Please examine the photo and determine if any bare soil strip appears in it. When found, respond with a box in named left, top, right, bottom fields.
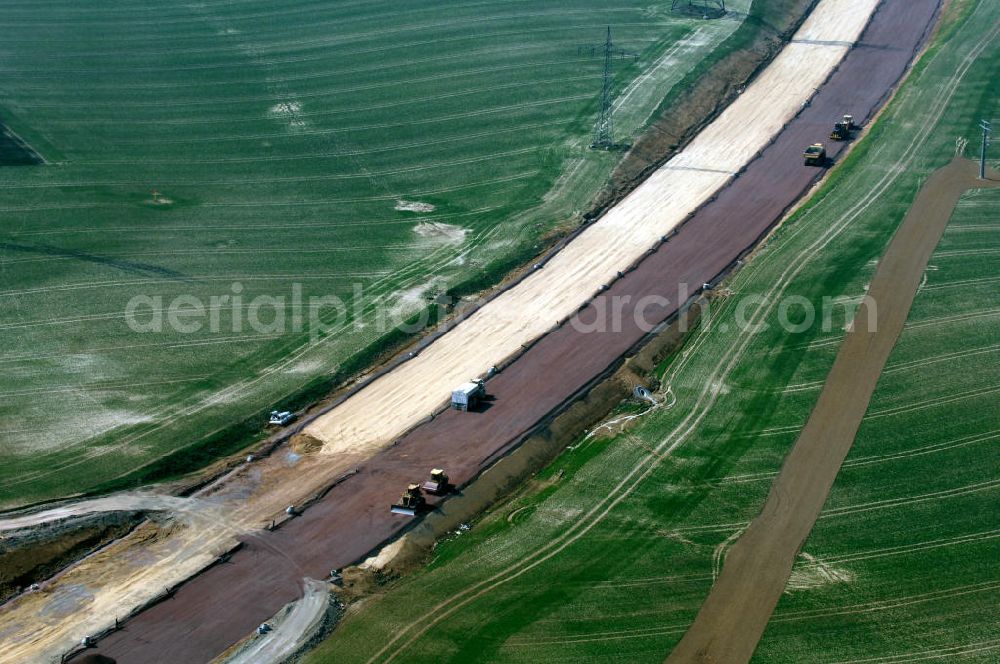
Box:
left=666, top=158, right=1000, bottom=664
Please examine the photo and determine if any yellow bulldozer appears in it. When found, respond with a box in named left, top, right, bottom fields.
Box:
left=829, top=114, right=857, bottom=141
left=390, top=483, right=426, bottom=516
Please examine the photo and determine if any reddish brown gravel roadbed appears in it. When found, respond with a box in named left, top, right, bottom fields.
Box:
left=666, top=158, right=1000, bottom=664
left=77, top=1, right=940, bottom=661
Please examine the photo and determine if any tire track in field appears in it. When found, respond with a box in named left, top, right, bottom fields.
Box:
left=5, top=205, right=496, bottom=237
left=770, top=580, right=1000, bottom=624
left=107, top=95, right=590, bottom=145
left=199, top=170, right=539, bottom=207
left=783, top=342, right=1000, bottom=393
left=23, top=58, right=596, bottom=110
left=0, top=375, right=213, bottom=399
left=79, top=122, right=563, bottom=166
left=588, top=571, right=714, bottom=590
left=505, top=581, right=1000, bottom=648
left=1, top=245, right=419, bottom=269
left=0, top=0, right=542, bottom=42
left=818, top=477, right=1000, bottom=519
left=0, top=334, right=284, bottom=367
left=841, top=429, right=1000, bottom=468
left=921, top=274, right=1000, bottom=290
left=827, top=638, right=1000, bottom=663
left=0, top=0, right=404, bottom=19
left=0, top=146, right=540, bottom=190
left=0, top=20, right=659, bottom=75
left=0, top=271, right=393, bottom=298
left=930, top=247, right=1000, bottom=258
left=718, top=429, right=1000, bottom=485
left=6, top=21, right=562, bottom=70
left=802, top=307, right=1000, bottom=350
left=862, top=383, right=1000, bottom=420
left=821, top=527, right=1000, bottom=565
left=679, top=472, right=1000, bottom=536
left=0, top=6, right=642, bottom=43
left=0, top=0, right=372, bottom=28
left=902, top=307, right=1000, bottom=329
left=0, top=171, right=536, bottom=213
left=53, top=75, right=596, bottom=128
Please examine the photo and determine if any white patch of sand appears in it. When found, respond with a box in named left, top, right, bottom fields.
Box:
left=7, top=407, right=155, bottom=455
left=395, top=200, right=436, bottom=213
left=786, top=552, right=854, bottom=592
left=387, top=278, right=442, bottom=319
left=269, top=102, right=302, bottom=116
left=285, top=359, right=325, bottom=375
left=412, top=222, right=468, bottom=245
left=269, top=101, right=308, bottom=131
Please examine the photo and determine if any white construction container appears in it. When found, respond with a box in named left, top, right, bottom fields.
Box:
left=451, top=380, right=485, bottom=411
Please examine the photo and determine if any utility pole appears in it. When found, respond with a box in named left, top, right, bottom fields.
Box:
left=591, top=27, right=615, bottom=150
left=979, top=120, right=991, bottom=179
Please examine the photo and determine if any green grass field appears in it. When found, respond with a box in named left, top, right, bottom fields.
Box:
left=0, top=0, right=753, bottom=507
left=302, top=1, right=1000, bottom=661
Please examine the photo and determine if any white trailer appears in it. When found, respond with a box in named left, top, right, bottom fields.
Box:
left=451, top=380, right=485, bottom=411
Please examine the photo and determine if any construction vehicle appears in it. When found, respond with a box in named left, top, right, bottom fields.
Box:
left=390, top=484, right=426, bottom=516
left=268, top=410, right=296, bottom=426
left=451, top=379, right=485, bottom=411
left=829, top=114, right=857, bottom=141
left=422, top=468, right=450, bottom=495
left=803, top=143, right=827, bottom=166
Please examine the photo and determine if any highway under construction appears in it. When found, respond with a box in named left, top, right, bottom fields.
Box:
left=37, top=0, right=940, bottom=663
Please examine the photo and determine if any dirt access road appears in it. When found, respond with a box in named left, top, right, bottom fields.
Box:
left=58, top=1, right=941, bottom=662
left=666, top=158, right=1000, bottom=664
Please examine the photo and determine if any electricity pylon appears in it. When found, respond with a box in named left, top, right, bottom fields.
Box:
left=591, top=27, right=615, bottom=150
left=979, top=120, right=991, bottom=180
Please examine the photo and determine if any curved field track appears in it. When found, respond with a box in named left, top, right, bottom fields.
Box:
left=43, top=0, right=943, bottom=662
left=666, top=157, right=1000, bottom=664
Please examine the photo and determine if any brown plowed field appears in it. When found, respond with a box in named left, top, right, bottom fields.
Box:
left=75, top=0, right=941, bottom=661
left=666, top=158, right=1000, bottom=664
